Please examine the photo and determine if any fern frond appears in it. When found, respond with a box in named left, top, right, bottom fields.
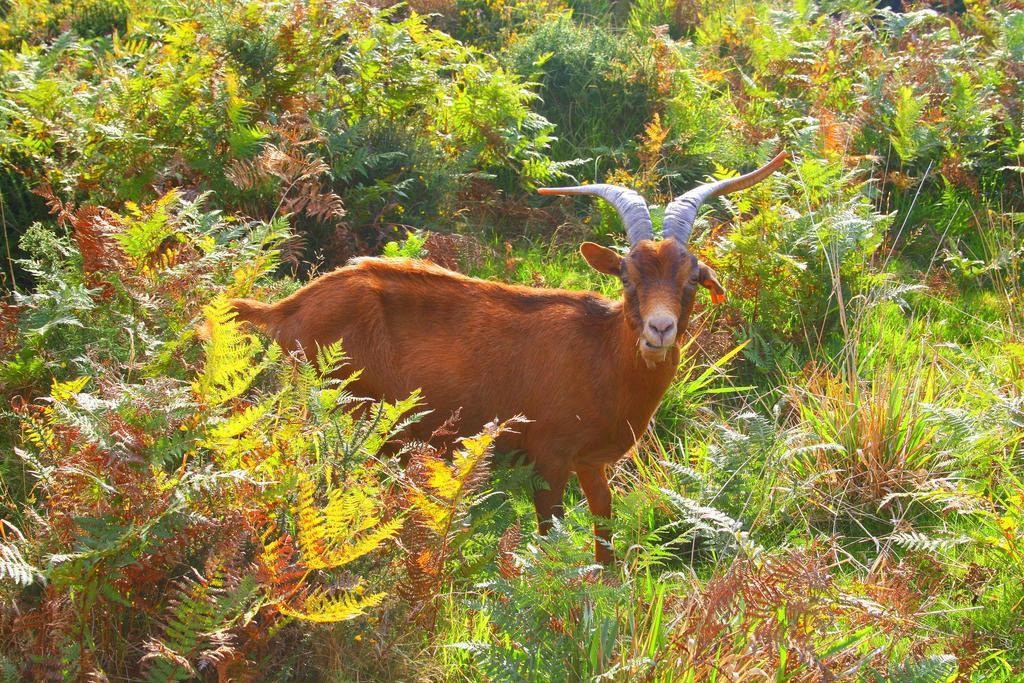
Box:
left=0, top=542, right=36, bottom=586
left=224, top=158, right=269, bottom=191
left=142, top=569, right=258, bottom=683
left=49, top=375, right=91, bottom=402
left=890, top=532, right=972, bottom=554
left=497, top=523, right=522, bottom=580
left=280, top=585, right=386, bottom=623
left=315, top=340, right=348, bottom=377
left=113, top=190, right=180, bottom=267
left=399, top=420, right=517, bottom=624
left=257, top=530, right=305, bottom=601
left=295, top=474, right=403, bottom=571
left=320, top=518, right=403, bottom=569
left=194, top=297, right=274, bottom=406
left=205, top=402, right=269, bottom=444
left=659, top=488, right=742, bottom=535
left=885, top=654, right=958, bottom=683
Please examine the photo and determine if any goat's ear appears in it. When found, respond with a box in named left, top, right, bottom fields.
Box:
left=580, top=242, right=622, bottom=276
left=699, top=263, right=726, bottom=304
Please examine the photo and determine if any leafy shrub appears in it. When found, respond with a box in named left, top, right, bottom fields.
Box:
left=0, top=1, right=564, bottom=279
left=446, top=0, right=564, bottom=50
left=71, top=0, right=128, bottom=38
left=0, top=191, right=538, bottom=678
left=707, top=155, right=889, bottom=372
left=0, top=195, right=393, bottom=675
left=505, top=15, right=660, bottom=160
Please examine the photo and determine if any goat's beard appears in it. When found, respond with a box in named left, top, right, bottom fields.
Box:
left=638, top=342, right=671, bottom=368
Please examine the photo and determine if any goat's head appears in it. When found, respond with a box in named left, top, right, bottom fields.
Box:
left=539, top=152, right=787, bottom=364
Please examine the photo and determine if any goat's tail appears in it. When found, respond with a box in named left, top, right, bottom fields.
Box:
left=228, top=298, right=275, bottom=330
left=197, top=298, right=276, bottom=341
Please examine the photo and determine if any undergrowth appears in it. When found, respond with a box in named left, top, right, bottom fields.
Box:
left=2, top=0, right=1024, bottom=680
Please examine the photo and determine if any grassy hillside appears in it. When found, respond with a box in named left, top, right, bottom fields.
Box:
left=1, top=0, right=1023, bottom=680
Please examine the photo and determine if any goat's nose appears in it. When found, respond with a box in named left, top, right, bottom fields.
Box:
left=646, top=315, right=677, bottom=342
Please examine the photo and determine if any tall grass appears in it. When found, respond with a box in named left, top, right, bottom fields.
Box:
left=787, top=362, right=950, bottom=514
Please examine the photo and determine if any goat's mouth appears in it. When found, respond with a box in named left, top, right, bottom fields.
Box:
left=639, top=339, right=673, bottom=367
left=642, top=339, right=669, bottom=352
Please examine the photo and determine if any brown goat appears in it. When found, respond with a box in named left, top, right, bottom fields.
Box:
left=230, top=152, right=787, bottom=564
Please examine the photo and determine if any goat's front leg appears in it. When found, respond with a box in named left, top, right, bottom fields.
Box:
left=532, top=461, right=570, bottom=535
left=576, top=464, right=613, bottom=564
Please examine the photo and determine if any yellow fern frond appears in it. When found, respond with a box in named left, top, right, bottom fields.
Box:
left=408, top=489, right=450, bottom=534
left=295, top=474, right=403, bottom=571
left=312, top=518, right=404, bottom=569
left=194, top=297, right=274, bottom=406
left=206, top=403, right=268, bottom=442
left=50, top=376, right=90, bottom=403
left=424, top=458, right=460, bottom=499
left=451, top=430, right=496, bottom=482
left=408, top=428, right=500, bottom=535
left=324, top=484, right=380, bottom=538
left=296, top=475, right=329, bottom=567
left=21, top=412, right=56, bottom=451
left=280, top=586, right=386, bottom=623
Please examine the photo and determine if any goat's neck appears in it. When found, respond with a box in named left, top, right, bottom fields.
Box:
left=610, top=311, right=680, bottom=430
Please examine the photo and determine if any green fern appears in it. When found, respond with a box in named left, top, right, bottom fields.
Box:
left=142, top=568, right=259, bottom=682
left=890, top=85, right=934, bottom=165
left=113, top=191, right=180, bottom=268
left=883, top=654, right=958, bottom=683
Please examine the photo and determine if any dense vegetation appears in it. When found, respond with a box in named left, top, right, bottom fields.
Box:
left=1, top=0, right=1023, bottom=679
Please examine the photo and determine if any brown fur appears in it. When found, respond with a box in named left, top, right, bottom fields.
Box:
left=230, top=240, right=723, bottom=563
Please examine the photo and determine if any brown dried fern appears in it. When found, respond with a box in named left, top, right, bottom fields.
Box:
left=225, top=114, right=345, bottom=226
left=653, top=545, right=926, bottom=682
left=496, top=522, right=522, bottom=580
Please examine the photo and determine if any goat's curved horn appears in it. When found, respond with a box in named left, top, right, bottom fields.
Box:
left=538, top=184, right=654, bottom=246
left=663, top=152, right=789, bottom=246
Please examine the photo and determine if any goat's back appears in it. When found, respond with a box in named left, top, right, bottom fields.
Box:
left=233, top=259, right=631, bottom=454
